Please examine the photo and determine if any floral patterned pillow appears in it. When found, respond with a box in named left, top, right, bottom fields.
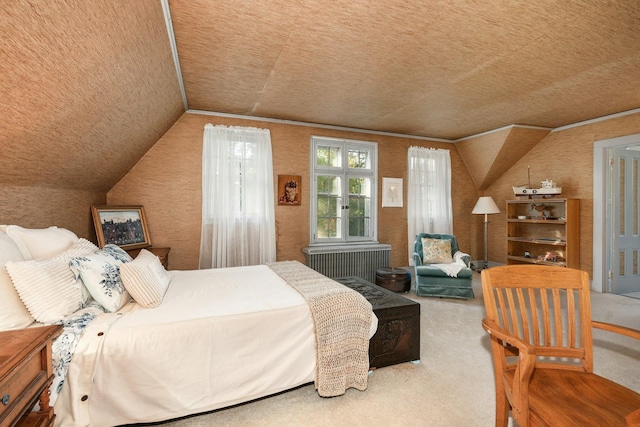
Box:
left=69, top=244, right=133, bottom=312
left=421, top=238, right=454, bottom=264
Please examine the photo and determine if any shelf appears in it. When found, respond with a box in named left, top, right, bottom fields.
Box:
left=507, top=255, right=567, bottom=267
left=507, top=197, right=568, bottom=203
left=507, top=218, right=566, bottom=224
left=507, top=237, right=566, bottom=245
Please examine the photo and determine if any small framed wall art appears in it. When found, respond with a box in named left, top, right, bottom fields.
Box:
left=278, top=175, right=301, bottom=205
left=91, top=205, right=151, bottom=249
left=382, top=177, right=403, bottom=207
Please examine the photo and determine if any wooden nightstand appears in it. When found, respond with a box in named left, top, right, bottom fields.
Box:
left=125, top=247, right=170, bottom=269
left=0, top=325, right=62, bottom=427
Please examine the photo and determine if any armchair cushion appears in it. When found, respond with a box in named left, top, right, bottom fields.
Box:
left=421, top=237, right=454, bottom=264
left=415, top=264, right=473, bottom=278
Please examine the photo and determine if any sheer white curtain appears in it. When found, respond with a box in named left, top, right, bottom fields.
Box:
left=407, top=146, right=453, bottom=263
left=199, top=124, right=276, bottom=268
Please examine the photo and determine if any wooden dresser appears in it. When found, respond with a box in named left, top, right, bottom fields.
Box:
left=0, top=325, right=62, bottom=427
left=125, top=246, right=171, bottom=269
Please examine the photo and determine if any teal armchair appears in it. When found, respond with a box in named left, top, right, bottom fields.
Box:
left=412, top=233, right=474, bottom=299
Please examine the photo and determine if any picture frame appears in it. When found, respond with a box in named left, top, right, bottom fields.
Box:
left=91, top=205, right=151, bottom=249
left=278, top=175, right=301, bottom=205
left=382, top=177, right=403, bottom=207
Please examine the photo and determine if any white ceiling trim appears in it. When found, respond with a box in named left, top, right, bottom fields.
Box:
left=551, top=108, right=640, bottom=133
left=187, top=109, right=454, bottom=143
left=454, top=124, right=552, bottom=142
left=187, top=108, right=640, bottom=143
left=161, top=0, right=188, bottom=111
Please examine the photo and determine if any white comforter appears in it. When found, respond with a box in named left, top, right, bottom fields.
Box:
left=54, top=265, right=328, bottom=426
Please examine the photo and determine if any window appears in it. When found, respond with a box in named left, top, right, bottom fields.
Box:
left=407, top=146, right=452, bottom=262
left=310, top=136, right=377, bottom=244
left=200, top=124, right=276, bottom=268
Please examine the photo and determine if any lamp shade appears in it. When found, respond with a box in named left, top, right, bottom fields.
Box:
left=472, top=196, right=500, bottom=215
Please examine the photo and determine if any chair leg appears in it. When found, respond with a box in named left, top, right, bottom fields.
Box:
left=495, top=390, right=509, bottom=427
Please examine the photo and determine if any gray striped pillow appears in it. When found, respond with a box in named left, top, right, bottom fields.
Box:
left=120, top=249, right=170, bottom=308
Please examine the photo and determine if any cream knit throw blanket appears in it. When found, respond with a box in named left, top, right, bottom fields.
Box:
left=267, top=261, right=373, bottom=397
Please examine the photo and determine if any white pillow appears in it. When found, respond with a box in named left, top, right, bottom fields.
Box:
left=120, top=249, right=171, bottom=308
left=0, top=231, right=34, bottom=330
left=5, top=238, right=99, bottom=324
left=5, top=225, right=79, bottom=260
left=69, top=245, right=133, bottom=313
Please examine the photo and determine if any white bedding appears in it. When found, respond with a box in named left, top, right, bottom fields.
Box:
left=54, top=265, right=323, bottom=426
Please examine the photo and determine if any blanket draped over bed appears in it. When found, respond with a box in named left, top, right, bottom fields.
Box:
left=267, top=261, right=373, bottom=396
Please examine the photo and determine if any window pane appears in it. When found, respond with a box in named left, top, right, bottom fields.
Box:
left=317, top=145, right=341, bottom=167
left=316, top=175, right=342, bottom=239
left=348, top=177, right=371, bottom=237
left=348, top=149, right=370, bottom=169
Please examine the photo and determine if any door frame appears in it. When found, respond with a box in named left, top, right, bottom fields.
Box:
left=593, top=133, right=640, bottom=292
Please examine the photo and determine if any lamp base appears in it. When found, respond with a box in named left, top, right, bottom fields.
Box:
left=472, top=260, right=502, bottom=271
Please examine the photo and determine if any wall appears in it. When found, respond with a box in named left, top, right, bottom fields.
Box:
left=0, top=186, right=105, bottom=239
left=108, top=112, right=478, bottom=270
left=482, top=111, right=640, bottom=278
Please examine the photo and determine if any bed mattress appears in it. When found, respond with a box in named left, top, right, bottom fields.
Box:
left=54, top=265, right=317, bottom=426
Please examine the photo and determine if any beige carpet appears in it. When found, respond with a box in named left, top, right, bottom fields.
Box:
left=157, top=272, right=640, bottom=427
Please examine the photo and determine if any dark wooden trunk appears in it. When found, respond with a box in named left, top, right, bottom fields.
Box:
left=336, top=276, right=420, bottom=369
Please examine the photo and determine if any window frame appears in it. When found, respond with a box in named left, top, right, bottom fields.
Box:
left=309, top=136, right=378, bottom=245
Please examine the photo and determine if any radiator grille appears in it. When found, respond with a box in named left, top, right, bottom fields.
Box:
left=302, top=244, right=391, bottom=283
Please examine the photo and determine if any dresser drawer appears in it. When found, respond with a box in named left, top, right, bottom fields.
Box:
left=0, top=326, right=61, bottom=427
left=0, top=350, right=47, bottom=424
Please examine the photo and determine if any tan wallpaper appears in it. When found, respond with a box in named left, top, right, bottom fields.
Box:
left=108, top=113, right=478, bottom=270
left=481, top=112, right=640, bottom=276
left=2, top=111, right=638, bottom=280
left=0, top=186, right=105, bottom=240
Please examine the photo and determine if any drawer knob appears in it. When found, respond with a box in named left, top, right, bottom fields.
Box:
left=1, top=393, right=9, bottom=405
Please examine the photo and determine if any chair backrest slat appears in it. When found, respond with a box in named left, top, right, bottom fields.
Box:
left=540, top=288, right=551, bottom=346
left=552, top=288, right=563, bottom=346
left=515, top=288, right=530, bottom=342
left=528, top=288, right=540, bottom=345
left=567, top=288, right=576, bottom=348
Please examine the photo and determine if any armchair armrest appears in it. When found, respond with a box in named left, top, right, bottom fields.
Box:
left=593, top=321, right=640, bottom=340
left=453, top=251, right=471, bottom=267
left=482, top=318, right=536, bottom=354
left=412, top=252, right=423, bottom=266
left=483, top=317, right=537, bottom=425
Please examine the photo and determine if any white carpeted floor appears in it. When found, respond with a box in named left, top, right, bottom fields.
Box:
left=156, top=272, right=640, bottom=427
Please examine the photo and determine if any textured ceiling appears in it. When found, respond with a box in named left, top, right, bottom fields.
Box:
left=2, top=1, right=184, bottom=191
left=3, top=1, right=639, bottom=194
left=168, top=0, right=640, bottom=140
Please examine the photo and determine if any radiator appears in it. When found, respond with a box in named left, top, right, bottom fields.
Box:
left=302, top=244, right=391, bottom=283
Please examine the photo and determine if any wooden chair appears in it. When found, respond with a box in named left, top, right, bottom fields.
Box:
left=481, top=265, right=640, bottom=427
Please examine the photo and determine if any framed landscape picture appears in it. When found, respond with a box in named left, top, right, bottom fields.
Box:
left=91, top=205, right=151, bottom=249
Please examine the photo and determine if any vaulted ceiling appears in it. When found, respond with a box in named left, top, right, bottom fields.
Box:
left=169, top=0, right=640, bottom=139
left=2, top=1, right=639, bottom=192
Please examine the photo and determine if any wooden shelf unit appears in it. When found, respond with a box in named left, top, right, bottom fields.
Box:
left=506, top=198, right=579, bottom=268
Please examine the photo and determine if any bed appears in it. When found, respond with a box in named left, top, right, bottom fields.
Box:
left=0, top=226, right=378, bottom=427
